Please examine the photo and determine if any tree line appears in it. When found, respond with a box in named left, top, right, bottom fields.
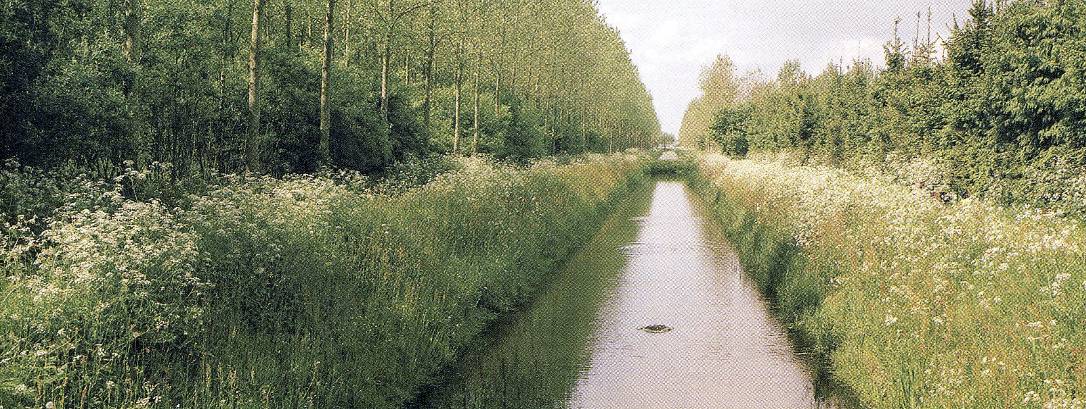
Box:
left=1, top=0, right=662, bottom=177
left=681, top=0, right=1086, bottom=212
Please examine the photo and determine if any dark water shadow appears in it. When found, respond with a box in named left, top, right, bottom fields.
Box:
left=410, top=183, right=656, bottom=408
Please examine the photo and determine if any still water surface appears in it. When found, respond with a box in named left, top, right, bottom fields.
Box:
left=421, top=181, right=825, bottom=408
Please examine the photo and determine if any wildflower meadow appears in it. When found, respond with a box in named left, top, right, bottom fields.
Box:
left=0, top=153, right=648, bottom=408
left=691, top=154, right=1086, bottom=408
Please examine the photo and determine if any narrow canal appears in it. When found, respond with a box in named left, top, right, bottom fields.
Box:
left=420, top=180, right=829, bottom=408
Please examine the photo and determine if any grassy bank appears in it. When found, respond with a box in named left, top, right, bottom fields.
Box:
left=0, top=153, right=648, bottom=408
left=689, top=154, right=1085, bottom=408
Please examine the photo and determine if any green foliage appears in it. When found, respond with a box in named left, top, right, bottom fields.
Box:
left=28, top=46, right=141, bottom=167
left=499, top=99, right=546, bottom=162
left=0, top=0, right=661, bottom=175
left=262, top=49, right=324, bottom=173
left=646, top=160, right=696, bottom=178
left=0, top=1, right=662, bottom=406
left=331, top=99, right=393, bottom=174
left=693, top=155, right=1086, bottom=408
left=387, top=93, right=435, bottom=163
left=689, top=0, right=1086, bottom=216
left=711, top=106, right=751, bottom=157
left=0, top=154, right=648, bottom=407
left=678, top=55, right=741, bottom=149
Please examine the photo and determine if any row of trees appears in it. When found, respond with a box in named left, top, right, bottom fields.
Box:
left=1, top=0, right=661, bottom=176
left=681, top=0, right=1086, bottom=210
left=676, top=56, right=757, bottom=150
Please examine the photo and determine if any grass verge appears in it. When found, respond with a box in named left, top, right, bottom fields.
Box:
left=0, top=153, right=648, bottom=408
left=688, top=154, right=1085, bottom=408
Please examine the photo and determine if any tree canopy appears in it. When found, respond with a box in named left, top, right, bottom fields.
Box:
left=0, top=0, right=661, bottom=176
left=683, top=0, right=1086, bottom=213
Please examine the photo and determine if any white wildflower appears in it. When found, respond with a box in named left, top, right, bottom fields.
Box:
left=1024, top=390, right=1041, bottom=404
left=884, top=314, right=898, bottom=326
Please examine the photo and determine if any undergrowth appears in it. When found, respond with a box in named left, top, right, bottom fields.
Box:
left=0, top=153, right=648, bottom=408
left=690, top=154, right=1085, bottom=408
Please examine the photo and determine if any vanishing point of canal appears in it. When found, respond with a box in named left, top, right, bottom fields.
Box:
left=419, top=180, right=833, bottom=408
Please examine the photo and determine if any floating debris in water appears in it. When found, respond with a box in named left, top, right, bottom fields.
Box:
left=638, top=325, right=672, bottom=333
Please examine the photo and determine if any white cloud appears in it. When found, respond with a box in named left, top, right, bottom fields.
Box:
left=596, top=0, right=973, bottom=134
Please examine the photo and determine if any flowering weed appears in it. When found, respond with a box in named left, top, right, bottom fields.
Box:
left=692, top=154, right=1086, bottom=408
left=0, top=153, right=649, bottom=407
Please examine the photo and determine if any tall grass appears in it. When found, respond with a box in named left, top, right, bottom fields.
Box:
left=690, top=154, right=1086, bottom=408
left=0, top=153, right=647, bottom=408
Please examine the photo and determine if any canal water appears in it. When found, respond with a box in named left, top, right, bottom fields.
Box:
left=420, top=181, right=828, bottom=408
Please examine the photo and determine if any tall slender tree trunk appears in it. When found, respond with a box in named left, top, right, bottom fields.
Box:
left=122, top=0, right=141, bottom=64
left=453, top=56, right=462, bottom=154
left=422, top=2, right=437, bottom=131
left=473, top=54, right=480, bottom=154
left=260, top=1, right=271, bottom=47
left=379, top=0, right=393, bottom=121
left=380, top=44, right=391, bottom=120
left=285, top=5, right=293, bottom=46
left=510, top=49, right=517, bottom=97
left=493, top=27, right=507, bottom=116
left=305, top=7, right=312, bottom=46
left=247, top=0, right=266, bottom=172
left=508, top=12, right=520, bottom=99
left=320, top=0, right=335, bottom=166
left=218, top=1, right=235, bottom=171
left=343, top=0, right=352, bottom=66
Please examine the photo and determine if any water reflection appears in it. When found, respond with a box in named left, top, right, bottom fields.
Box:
left=569, top=182, right=817, bottom=408
left=419, top=181, right=829, bottom=408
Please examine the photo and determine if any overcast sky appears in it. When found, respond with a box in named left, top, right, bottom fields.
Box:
left=595, top=0, right=974, bottom=135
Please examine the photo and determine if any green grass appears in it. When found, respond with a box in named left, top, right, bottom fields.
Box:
left=0, top=154, right=649, bottom=408
left=689, top=154, right=1086, bottom=408
left=646, top=152, right=698, bottom=178
left=417, top=182, right=657, bottom=408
